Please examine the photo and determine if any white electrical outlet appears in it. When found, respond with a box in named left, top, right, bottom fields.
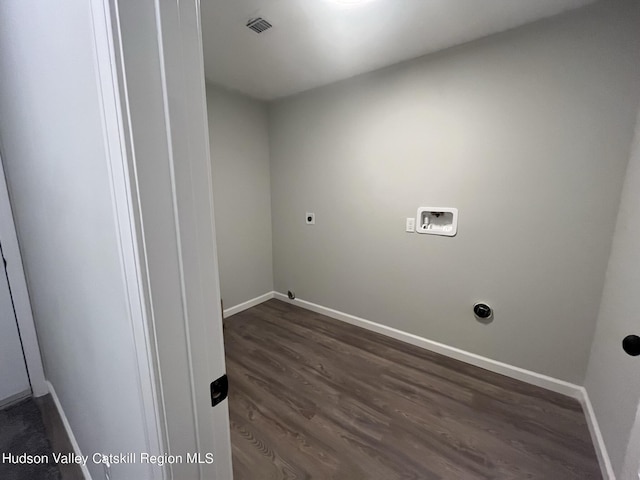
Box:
left=405, top=217, right=415, bottom=233
left=305, top=212, right=315, bottom=225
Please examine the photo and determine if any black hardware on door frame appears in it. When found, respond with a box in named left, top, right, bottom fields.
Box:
left=622, top=335, right=640, bottom=357
left=210, top=374, right=228, bottom=407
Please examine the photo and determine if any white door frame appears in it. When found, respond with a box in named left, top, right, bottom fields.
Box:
left=88, top=1, right=167, bottom=479
left=0, top=155, right=47, bottom=398
left=89, top=0, right=233, bottom=478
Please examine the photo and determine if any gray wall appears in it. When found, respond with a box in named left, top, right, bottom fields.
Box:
left=0, top=1, right=150, bottom=479
left=268, top=0, right=640, bottom=384
left=207, top=85, right=274, bottom=309
left=585, top=107, right=640, bottom=477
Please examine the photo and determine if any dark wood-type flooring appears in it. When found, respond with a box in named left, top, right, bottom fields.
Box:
left=224, top=299, right=600, bottom=479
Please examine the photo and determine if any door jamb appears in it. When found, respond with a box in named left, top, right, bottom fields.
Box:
left=0, top=154, right=47, bottom=398
left=88, top=0, right=234, bottom=477
left=89, top=0, right=167, bottom=478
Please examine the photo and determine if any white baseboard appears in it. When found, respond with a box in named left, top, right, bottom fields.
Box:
left=223, top=291, right=274, bottom=318
left=579, top=387, right=615, bottom=479
left=269, top=292, right=613, bottom=477
left=274, top=292, right=583, bottom=399
left=0, top=389, right=31, bottom=409
left=46, top=381, right=92, bottom=479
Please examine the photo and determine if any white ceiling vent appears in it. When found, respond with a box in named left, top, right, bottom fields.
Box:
left=246, top=18, right=272, bottom=34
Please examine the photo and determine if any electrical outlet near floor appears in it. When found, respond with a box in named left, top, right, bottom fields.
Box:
left=305, top=212, right=315, bottom=225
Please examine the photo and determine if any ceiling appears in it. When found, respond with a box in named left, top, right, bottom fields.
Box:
left=201, top=0, right=596, bottom=101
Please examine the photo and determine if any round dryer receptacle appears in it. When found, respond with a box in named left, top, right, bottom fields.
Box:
left=473, top=303, right=493, bottom=321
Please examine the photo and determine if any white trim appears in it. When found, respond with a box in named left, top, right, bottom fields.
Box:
left=0, top=389, right=30, bottom=409
left=150, top=1, right=235, bottom=477
left=0, top=155, right=47, bottom=397
left=273, top=292, right=583, bottom=399
left=579, top=387, right=616, bottom=480
left=249, top=293, right=616, bottom=476
left=273, top=293, right=623, bottom=474
left=152, top=2, right=204, bottom=477
left=189, top=0, right=236, bottom=473
left=273, top=293, right=621, bottom=474
left=88, top=1, right=165, bottom=478
left=224, top=292, right=275, bottom=318
left=104, top=0, right=234, bottom=477
left=46, top=381, right=92, bottom=480
left=105, top=0, right=174, bottom=473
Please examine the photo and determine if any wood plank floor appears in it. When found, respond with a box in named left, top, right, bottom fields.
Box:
left=224, top=299, right=600, bottom=479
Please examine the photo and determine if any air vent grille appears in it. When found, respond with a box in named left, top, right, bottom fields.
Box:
left=246, top=17, right=272, bottom=34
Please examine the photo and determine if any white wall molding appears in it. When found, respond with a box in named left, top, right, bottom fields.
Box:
left=273, top=292, right=583, bottom=398
left=238, top=293, right=615, bottom=477
left=0, top=389, right=30, bottom=409
left=89, top=1, right=165, bottom=477
left=224, top=292, right=274, bottom=318
left=579, top=387, right=615, bottom=480
left=46, top=381, right=92, bottom=480
left=272, top=293, right=620, bottom=475
left=107, top=0, right=235, bottom=477
left=273, top=292, right=619, bottom=475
